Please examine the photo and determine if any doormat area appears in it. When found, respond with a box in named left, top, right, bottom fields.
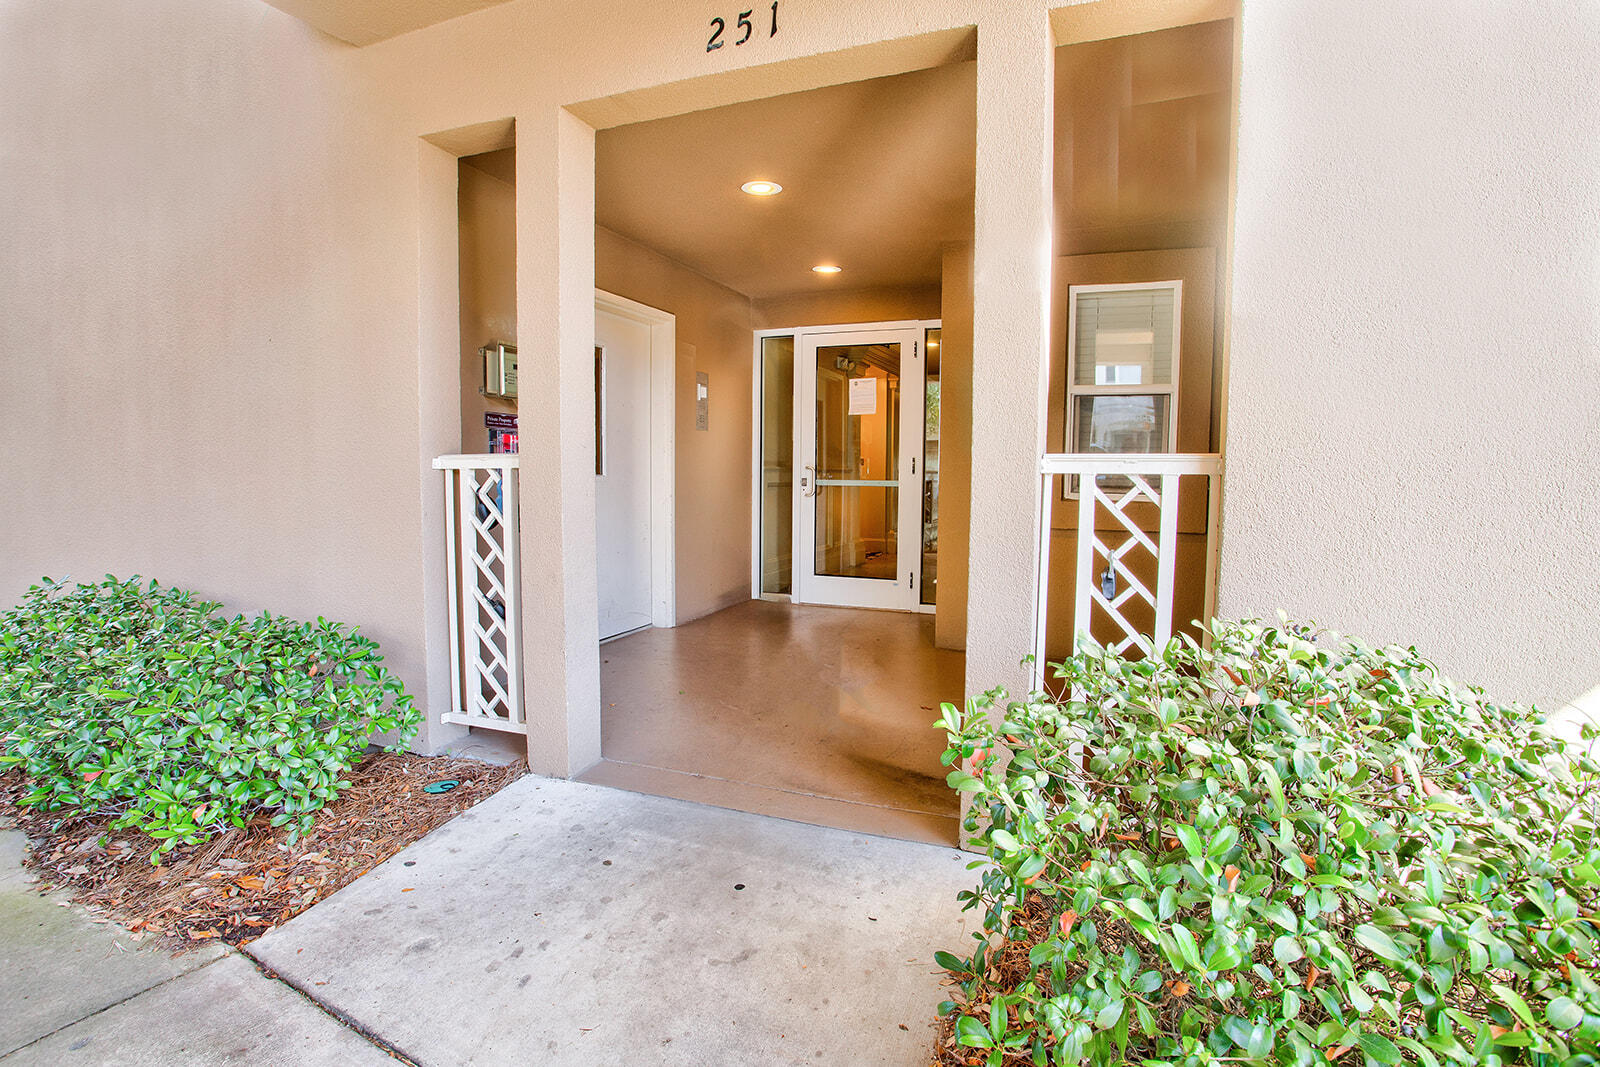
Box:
left=0, top=752, right=525, bottom=951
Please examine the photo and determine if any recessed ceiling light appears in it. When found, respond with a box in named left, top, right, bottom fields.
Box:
left=741, top=180, right=782, bottom=196
left=811, top=264, right=842, bottom=274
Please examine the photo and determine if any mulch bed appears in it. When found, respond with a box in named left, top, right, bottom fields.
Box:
left=930, top=891, right=1165, bottom=1067
left=0, top=752, right=525, bottom=951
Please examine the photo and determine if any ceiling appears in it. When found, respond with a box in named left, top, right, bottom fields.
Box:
left=596, top=62, right=977, bottom=302
left=258, top=0, right=516, bottom=46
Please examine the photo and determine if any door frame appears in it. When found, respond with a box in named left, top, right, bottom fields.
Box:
left=750, top=319, right=940, bottom=613
left=595, top=289, right=676, bottom=630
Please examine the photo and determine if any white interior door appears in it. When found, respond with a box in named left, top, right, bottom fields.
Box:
left=595, top=306, right=653, bottom=639
left=795, top=328, right=925, bottom=610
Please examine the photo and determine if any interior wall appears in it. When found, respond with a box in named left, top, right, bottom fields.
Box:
left=458, top=158, right=517, bottom=451
left=594, top=225, right=755, bottom=623
left=935, top=243, right=973, bottom=651
left=752, top=285, right=942, bottom=330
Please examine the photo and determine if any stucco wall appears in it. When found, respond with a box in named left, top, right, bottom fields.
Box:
left=1221, top=0, right=1600, bottom=713
left=0, top=0, right=464, bottom=749
left=595, top=226, right=755, bottom=623
left=458, top=160, right=518, bottom=451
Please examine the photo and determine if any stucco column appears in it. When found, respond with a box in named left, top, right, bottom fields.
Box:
left=964, top=8, right=1055, bottom=704
left=515, top=108, right=604, bottom=778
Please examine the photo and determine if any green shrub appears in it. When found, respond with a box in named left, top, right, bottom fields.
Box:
left=0, top=576, right=420, bottom=856
left=935, top=619, right=1600, bottom=1067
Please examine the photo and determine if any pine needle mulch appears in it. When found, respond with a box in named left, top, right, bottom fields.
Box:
left=0, top=752, right=525, bottom=951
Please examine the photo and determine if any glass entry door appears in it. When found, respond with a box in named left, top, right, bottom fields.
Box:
left=796, top=328, right=925, bottom=609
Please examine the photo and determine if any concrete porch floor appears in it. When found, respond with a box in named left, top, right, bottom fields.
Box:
left=581, top=599, right=966, bottom=846
left=247, top=776, right=975, bottom=1065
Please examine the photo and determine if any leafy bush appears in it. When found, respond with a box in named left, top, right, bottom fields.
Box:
left=0, top=576, right=420, bottom=856
left=935, top=619, right=1600, bottom=1067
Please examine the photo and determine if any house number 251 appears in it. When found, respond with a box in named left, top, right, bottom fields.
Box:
left=707, top=2, right=778, bottom=52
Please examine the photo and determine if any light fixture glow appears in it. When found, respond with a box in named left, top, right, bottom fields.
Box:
left=741, top=180, right=783, bottom=196
left=811, top=264, right=842, bottom=274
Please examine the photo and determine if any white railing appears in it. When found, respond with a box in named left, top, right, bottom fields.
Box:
left=1033, top=453, right=1222, bottom=686
left=434, top=455, right=523, bottom=733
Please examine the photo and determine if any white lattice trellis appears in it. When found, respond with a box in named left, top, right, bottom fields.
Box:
left=434, top=455, right=523, bottom=732
left=1033, top=453, right=1222, bottom=688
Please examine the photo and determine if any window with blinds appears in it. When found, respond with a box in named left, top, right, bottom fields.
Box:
left=1065, top=281, right=1182, bottom=494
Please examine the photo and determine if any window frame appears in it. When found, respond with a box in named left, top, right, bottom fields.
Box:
left=1064, top=280, right=1183, bottom=497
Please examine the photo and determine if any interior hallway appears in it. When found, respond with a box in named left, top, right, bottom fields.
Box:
left=578, top=600, right=964, bottom=845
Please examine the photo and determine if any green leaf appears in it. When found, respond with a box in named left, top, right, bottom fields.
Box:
left=955, top=1016, right=993, bottom=1048
left=1491, top=983, right=1536, bottom=1030
left=946, top=770, right=983, bottom=793
left=1353, top=924, right=1404, bottom=963
left=1171, top=924, right=1202, bottom=971
left=1546, top=995, right=1583, bottom=1031
left=1273, top=935, right=1303, bottom=964
left=989, top=828, right=1021, bottom=854
left=1356, top=1033, right=1401, bottom=1064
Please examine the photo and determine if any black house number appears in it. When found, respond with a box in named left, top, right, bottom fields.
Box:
left=707, top=2, right=778, bottom=52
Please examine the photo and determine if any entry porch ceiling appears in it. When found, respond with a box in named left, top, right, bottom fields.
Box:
left=257, top=0, right=518, bottom=46
left=596, top=62, right=977, bottom=302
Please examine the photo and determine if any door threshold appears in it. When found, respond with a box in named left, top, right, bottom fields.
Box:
left=600, top=623, right=652, bottom=645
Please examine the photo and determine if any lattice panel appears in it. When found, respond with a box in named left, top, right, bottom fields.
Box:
left=436, top=457, right=523, bottom=733
left=464, top=468, right=515, bottom=721
left=1034, top=454, right=1222, bottom=692
left=1082, top=474, right=1165, bottom=657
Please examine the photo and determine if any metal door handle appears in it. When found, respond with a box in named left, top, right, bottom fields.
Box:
left=802, top=465, right=817, bottom=497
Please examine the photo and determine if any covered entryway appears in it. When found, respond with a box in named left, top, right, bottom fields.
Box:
left=581, top=600, right=962, bottom=845
left=577, top=57, right=978, bottom=844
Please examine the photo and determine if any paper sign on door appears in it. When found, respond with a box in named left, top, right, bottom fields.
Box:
left=848, top=377, right=877, bottom=416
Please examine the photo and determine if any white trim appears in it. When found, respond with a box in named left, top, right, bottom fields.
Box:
left=434, top=453, right=521, bottom=470
left=1064, top=280, right=1183, bottom=498
left=595, top=289, right=676, bottom=630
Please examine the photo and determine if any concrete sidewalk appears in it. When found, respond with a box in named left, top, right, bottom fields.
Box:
left=0, top=829, right=393, bottom=1065
left=248, top=777, right=974, bottom=1065
left=3, top=777, right=975, bottom=1065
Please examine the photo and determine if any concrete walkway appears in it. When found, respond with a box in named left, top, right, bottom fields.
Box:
left=4, top=777, right=975, bottom=1065
left=0, top=829, right=393, bottom=1065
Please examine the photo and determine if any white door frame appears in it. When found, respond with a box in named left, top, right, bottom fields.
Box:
left=595, top=289, right=675, bottom=630
left=751, top=319, right=939, bottom=612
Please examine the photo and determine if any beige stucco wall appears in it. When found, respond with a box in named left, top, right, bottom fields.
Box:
left=595, top=226, right=755, bottom=623
left=458, top=161, right=517, bottom=451
left=4, top=0, right=1597, bottom=778
left=0, top=0, right=465, bottom=753
left=1220, top=0, right=1600, bottom=714
left=936, top=244, right=974, bottom=652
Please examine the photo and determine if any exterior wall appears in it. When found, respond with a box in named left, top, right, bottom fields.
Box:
left=936, top=244, right=975, bottom=652
left=3, top=0, right=1596, bottom=779
left=0, top=0, right=462, bottom=753
left=1220, top=0, right=1600, bottom=715
left=595, top=226, right=755, bottom=623
left=458, top=161, right=517, bottom=451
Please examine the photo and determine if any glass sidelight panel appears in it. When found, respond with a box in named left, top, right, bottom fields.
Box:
left=759, top=336, right=795, bottom=595
left=813, top=342, right=900, bottom=582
